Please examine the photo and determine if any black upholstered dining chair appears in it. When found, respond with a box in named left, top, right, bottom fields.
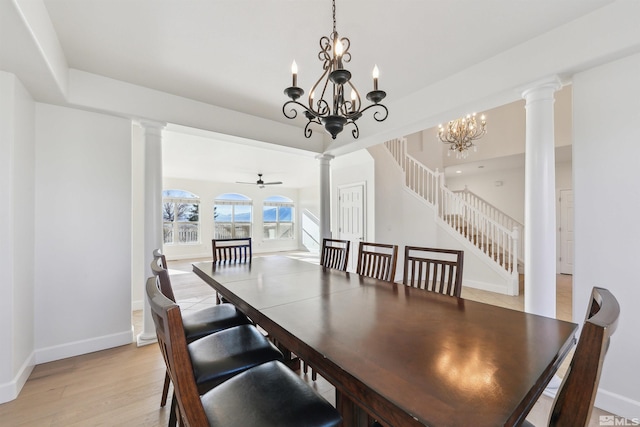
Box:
left=151, top=250, right=251, bottom=409
left=356, top=241, right=399, bottom=282
left=147, top=276, right=283, bottom=426
left=522, top=286, right=620, bottom=427
left=402, top=246, right=464, bottom=297
left=146, top=277, right=342, bottom=427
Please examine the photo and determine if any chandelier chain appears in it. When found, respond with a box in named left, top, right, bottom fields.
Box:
left=332, top=0, right=336, bottom=35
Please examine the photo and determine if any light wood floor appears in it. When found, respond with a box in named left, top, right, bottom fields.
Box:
left=0, top=252, right=614, bottom=426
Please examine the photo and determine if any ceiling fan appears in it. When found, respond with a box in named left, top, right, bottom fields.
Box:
left=236, top=173, right=283, bottom=189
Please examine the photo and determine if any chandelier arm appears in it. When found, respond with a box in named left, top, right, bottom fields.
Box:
left=282, top=100, right=319, bottom=120
left=349, top=120, right=360, bottom=139
left=309, top=67, right=331, bottom=115
left=304, top=120, right=317, bottom=139
left=359, top=103, right=389, bottom=122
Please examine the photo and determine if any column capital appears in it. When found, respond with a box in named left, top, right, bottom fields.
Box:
left=521, top=76, right=563, bottom=101
left=316, top=153, right=335, bottom=163
left=135, top=119, right=166, bottom=138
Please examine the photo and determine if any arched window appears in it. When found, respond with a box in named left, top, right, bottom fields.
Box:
left=162, top=189, right=200, bottom=244
left=214, top=193, right=252, bottom=239
left=263, top=195, right=295, bottom=240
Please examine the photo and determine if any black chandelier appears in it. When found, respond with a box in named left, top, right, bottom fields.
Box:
left=283, top=0, right=388, bottom=140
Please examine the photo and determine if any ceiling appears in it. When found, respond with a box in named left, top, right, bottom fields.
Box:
left=3, top=0, right=632, bottom=186
left=39, top=0, right=609, bottom=125
left=162, top=125, right=319, bottom=187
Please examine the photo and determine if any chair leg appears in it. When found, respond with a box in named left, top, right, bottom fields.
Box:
left=168, top=391, right=178, bottom=427
left=160, top=370, right=171, bottom=407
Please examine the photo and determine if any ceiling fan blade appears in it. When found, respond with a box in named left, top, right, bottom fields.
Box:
left=262, top=181, right=283, bottom=185
left=235, top=181, right=256, bottom=184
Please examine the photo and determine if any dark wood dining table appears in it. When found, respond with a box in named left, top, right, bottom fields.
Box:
left=193, top=256, right=577, bottom=427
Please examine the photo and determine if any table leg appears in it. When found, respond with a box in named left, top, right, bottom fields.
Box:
left=335, top=389, right=373, bottom=427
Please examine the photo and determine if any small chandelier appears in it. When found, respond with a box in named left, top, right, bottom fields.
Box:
left=283, top=0, right=388, bottom=140
left=438, top=113, right=487, bottom=159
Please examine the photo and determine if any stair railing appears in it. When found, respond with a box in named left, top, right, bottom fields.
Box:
left=453, top=186, right=524, bottom=264
left=385, top=137, right=520, bottom=278
left=441, top=185, right=519, bottom=274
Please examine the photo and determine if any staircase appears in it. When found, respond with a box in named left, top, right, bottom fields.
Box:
left=384, top=137, right=523, bottom=293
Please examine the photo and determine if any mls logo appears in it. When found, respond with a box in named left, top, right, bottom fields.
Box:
left=601, top=416, right=615, bottom=426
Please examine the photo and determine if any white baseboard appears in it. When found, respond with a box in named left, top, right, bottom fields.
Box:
left=34, top=330, right=133, bottom=365
left=132, top=299, right=143, bottom=311
left=463, top=279, right=511, bottom=295
left=0, top=351, right=35, bottom=404
left=595, top=387, right=640, bottom=422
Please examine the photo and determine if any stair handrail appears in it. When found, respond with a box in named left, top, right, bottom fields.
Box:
left=440, top=183, right=519, bottom=274
left=453, top=186, right=525, bottom=264
left=384, top=138, right=407, bottom=171
left=453, top=186, right=524, bottom=233
left=404, top=154, right=440, bottom=206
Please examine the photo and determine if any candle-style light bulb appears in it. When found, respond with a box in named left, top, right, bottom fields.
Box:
left=372, top=65, right=379, bottom=90
left=291, top=60, right=298, bottom=87
left=335, top=39, right=344, bottom=69
left=350, top=90, right=357, bottom=112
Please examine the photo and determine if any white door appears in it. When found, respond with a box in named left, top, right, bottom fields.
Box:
left=338, top=184, right=365, bottom=272
left=559, top=189, right=574, bottom=275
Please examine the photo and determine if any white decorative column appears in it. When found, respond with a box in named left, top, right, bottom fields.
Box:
left=522, top=78, right=561, bottom=319
left=317, top=154, right=334, bottom=240
left=137, top=120, right=166, bottom=346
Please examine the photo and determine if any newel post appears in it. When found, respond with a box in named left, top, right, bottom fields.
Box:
left=512, top=225, right=520, bottom=276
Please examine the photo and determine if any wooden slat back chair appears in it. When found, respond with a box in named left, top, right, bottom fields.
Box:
left=403, top=246, right=464, bottom=297
left=356, top=241, right=399, bottom=282
left=153, top=248, right=168, bottom=269
left=320, top=238, right=350, bottom=271
left=523, top=286, right=620, bottom=427
left=146, top=276, right=191, bottom=426
left=151, top=252, right=177, bottom=303
left=212, top=237, right=252, bottom=263
left=145, top=277, right=341, bottom=427
left=212, top=238, right=252, bottom=303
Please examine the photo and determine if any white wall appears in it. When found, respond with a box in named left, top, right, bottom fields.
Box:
left=34, top=103, right=133, bottom=363
left=573, top=53, right=640, bottom=420
left=131, top=124, right=146, bottom=310
left=406, top=128, right=445, bottom=172
left=0, top=72, right=36, bottom=403
left=331, top=150, right=376, bottom=243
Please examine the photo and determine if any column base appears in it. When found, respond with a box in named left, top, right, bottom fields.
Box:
left=136, top=332, right=157, bottom=347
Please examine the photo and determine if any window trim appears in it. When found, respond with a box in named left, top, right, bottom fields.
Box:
left=263, top=197, right=295, bottom=240
left=162, top=190, right=200, bottom=245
